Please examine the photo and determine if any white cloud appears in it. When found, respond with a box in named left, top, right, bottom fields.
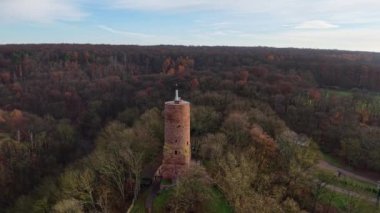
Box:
left=295, top=20, right=339, bottom=30
left=109, top=0, right=293, bottom=13
left=108, top=0, right=380, bottom=24
left=219, top=28, right=380, bottom=52
left=111, top=0, right=206, bottom=10
left=277, top=28, right=380, bottom=52
left=108, top=0, right=380, bottom=13
left=0, top=0, right=86, bottom=23
left=97, top=25, right=154, bottom=38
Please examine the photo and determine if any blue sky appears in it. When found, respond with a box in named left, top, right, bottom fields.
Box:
left=1, top=0, right=380, bottom=52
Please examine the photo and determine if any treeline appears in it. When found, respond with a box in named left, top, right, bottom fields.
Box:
left=1, top=44, right=380, bottom=211
left=1, top=45, right=380, bottom=123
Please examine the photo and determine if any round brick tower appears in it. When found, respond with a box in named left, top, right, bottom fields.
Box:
left=160, top=89, right=191, bottom=180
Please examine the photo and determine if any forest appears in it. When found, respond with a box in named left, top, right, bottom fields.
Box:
left=0, top=44, right=380, bottom=212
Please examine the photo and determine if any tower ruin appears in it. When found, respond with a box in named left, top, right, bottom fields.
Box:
left=160, top=87, right=191, bottom=180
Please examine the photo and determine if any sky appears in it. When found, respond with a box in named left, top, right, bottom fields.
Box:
left=0, top=0, right=380, bottom=52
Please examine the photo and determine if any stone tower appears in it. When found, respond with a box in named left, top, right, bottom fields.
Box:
left=160, top=88, right=191, bottom=180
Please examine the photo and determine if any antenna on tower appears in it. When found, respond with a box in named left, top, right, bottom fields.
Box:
left=174, top=83, right=180, bottom=103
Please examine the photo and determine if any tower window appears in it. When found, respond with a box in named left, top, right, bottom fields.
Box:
left=187, top=141, right=189, bottom=145
left=175, top=150, right=178, bottom=155
left=177, top=125, right=181, bottom=128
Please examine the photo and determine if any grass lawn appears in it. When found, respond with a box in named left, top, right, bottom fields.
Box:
left=153, top=189, right=172, bottom=213
left=323, top=89, right=352, bottom=98
left=321, top=153, right=347, bottom=169
left=318, top=189, right=379, bottom=213
left=316, top=153, right=380, bottom=212
left=206, top=186, right=233, bottom=213
left=316, top=169, right=378, bottom=198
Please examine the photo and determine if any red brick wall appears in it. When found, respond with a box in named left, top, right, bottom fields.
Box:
left=160, top=100, right=191, bottom=179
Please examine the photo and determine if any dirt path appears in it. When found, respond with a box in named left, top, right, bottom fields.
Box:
left=317, top=160, right=378, bottom=184
left=317, top=160, right=380, bottom=204
left=145, top=180, right=160, bottom=211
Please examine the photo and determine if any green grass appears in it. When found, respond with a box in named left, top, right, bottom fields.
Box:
left=153, top=189, right=172, bottom=213
left=316, top=170, right=378, bottom=198
left=320, top=153, right=377, bottom=195
left=321, top=153, right=347, bottom=168
left=324, top=89, right=352, bottom=98
left=207, top=186, right=233, bottom=213
left=131, top=189, right=149, bottom=213
left=318, top=189, right=379, bottom=213
left=161, top=178, right=172, bottom=185
left=316, top=153, right=380, bottom=212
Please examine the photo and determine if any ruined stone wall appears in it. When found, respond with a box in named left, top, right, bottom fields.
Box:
left=160, top=100, right=190, bottom=179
